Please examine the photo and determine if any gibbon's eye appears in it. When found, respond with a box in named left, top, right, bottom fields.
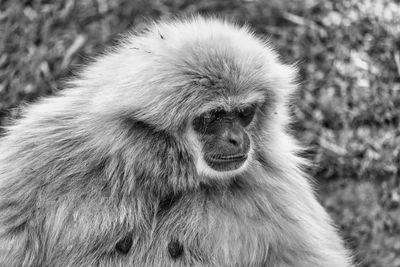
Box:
left=192, top=108, right=227, bottom=133
left=202, top=111, right=216, bottom=124
left=237, top=106, right=256, bottom=126
left=201, top=109, right=226, bottom=125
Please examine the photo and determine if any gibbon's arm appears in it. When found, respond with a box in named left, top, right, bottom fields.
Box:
left=0, top=94, right=148, bottom=265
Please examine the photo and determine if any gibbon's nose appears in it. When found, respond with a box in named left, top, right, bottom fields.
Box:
left=223, top=127, right=244, bottom=150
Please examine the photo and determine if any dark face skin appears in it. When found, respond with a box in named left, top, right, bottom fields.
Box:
left=192, top=105, right=256, bottom=172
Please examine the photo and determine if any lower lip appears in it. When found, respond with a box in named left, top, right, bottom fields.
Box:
left=204, top=154, right=248, bottom=172
left=209, top=154, right=248, bottom=163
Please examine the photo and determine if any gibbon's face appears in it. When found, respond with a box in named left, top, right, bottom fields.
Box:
left=105, top=18, right=296, bottom=178
left=191, top=104, right=256, bottom=174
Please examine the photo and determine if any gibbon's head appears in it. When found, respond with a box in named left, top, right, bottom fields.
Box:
left=85, top=16, right=297, bottom=179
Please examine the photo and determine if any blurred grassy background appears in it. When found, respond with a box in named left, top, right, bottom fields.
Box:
left=0, top=0, right=399, bottom=266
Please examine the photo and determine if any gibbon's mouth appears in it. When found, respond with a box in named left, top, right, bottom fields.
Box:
left=204, top=154, right=248, bottom=172
left=210, top=154, right=248, bottom=162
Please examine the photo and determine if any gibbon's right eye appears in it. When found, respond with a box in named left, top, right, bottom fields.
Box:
left=202, top=111, right=217, bottom=125
left=192, top=108, right=226, bottom=132
left=202, top=109, right=226, bottom=124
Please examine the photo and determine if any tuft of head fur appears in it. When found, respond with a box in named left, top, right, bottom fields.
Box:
left=82, top=17, right=297, bottom=129
left=0, top=16, right=353, bottom=266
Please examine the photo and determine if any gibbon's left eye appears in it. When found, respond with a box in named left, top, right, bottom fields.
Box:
left=237, top=106, right=256, bottom=126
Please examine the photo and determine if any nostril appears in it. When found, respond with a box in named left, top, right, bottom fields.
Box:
left=227, top=132, right=242, bottom=147
left=228, top=137, right=239, bottom=146
left=222, top=126, right=244, bottom=148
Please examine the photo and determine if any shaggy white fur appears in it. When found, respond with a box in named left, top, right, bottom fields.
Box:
left=0, top=16, right=353, bottom=266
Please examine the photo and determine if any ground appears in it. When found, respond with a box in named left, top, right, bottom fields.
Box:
left=0, top=0, right=399, bottom=266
